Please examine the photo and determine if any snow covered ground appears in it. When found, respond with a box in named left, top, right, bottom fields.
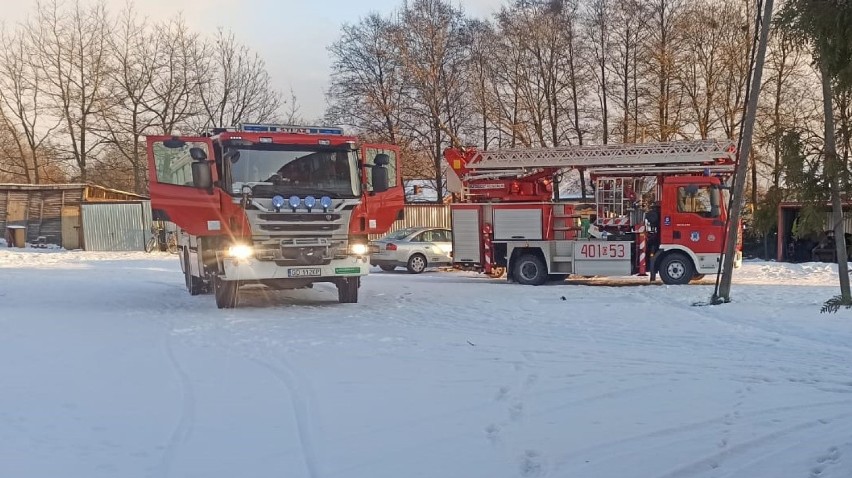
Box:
left=1, top=248, right=851, bottom=478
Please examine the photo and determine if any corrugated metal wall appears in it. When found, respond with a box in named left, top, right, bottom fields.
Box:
left=82, top=202, right=152, bottom=251
left=824, top=212, right=852, bottom=233
left=369, top=204, right=451, bottom=239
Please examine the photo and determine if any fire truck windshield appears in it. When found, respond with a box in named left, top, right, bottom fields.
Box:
left=226, top=144, right=360, bottom=198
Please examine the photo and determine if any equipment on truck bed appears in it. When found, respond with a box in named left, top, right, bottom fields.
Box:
left=443, top=139, right=742, bottom=285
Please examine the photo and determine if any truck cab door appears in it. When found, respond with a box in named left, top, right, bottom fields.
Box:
left=660, top=181, right=725, bottom=254
left=354, top=144, right=405, bottom=235
left=146, top=135, right=231, bottom=236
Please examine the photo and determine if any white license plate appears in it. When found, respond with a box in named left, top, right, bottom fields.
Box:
left=288, top=268, right=322, bottom=277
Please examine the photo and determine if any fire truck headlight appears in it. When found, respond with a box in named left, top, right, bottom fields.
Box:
left=350, top=243, right=368, bottom=255
left=227, top=244, right=254, bottom=260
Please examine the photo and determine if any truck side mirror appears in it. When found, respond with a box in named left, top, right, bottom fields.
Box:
left=191, top=161, right=213, bottom=191
left=374, top=153, right=390, bottom=166
left=371, top=153, right=391, bottom=193
left=189, top=147, right=207, bottom=161
left=372, top=165, right=389, bottom=193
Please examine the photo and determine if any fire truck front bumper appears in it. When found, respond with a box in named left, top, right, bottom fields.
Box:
left=221, top=256, right=369, bottom=282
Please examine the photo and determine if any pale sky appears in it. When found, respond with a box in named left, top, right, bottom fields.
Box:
left=4, top=0, right=505, bottom=122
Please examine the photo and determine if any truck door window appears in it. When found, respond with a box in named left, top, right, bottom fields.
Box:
left=152, top=141, right=210, bottom=187
left=364, top=148, right=398, bottom=191
left=676, top=186, right=720, bottom=218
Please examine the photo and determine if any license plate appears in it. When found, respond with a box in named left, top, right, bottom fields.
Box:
left=369, top=245, right=379, bottom=253
left=288, top=268, right=322, bottom=277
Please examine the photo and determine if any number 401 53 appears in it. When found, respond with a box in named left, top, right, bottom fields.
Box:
left=579, top=243, right=626, bottom=259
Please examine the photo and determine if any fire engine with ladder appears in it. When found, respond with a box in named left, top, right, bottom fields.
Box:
left=443, top=139, right=743, bottom=285
left=146, top=124, right=404, bottom=308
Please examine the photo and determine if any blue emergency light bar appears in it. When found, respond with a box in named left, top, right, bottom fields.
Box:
left=238, top=123, right=344, bottom=135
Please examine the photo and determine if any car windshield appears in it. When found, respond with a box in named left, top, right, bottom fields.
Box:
left=226, top=143, right=360, bottom=198
left=383, top=228, right=418, bottom=241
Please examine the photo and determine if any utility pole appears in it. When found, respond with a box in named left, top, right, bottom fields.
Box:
left=714, top=0, right=774, bottom=303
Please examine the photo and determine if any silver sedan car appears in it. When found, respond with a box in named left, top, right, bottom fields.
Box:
left=369, top=227, right=453, bottom=273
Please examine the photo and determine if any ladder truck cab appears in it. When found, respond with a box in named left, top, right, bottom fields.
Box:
left=443, top=140, right=743, bottom=286
left=146, top=124, right=404, bottom=308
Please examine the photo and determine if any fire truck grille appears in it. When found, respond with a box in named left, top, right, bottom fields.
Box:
left=258, top=223, right=342, bottom=232
left=252, top=238, right=348, bottom=264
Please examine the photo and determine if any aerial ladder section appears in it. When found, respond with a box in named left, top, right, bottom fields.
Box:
left=448, top=139, right=738, bottom=183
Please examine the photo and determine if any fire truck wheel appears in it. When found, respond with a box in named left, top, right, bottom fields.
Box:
left=548, top=274, right=569, bottom=282
left=337, top=277, right=359, bottom=303
left=514, top=254, right=548, bottom=286
left=691, top=274, right=706, bottom=282
left=407, top=254, right=427, bottom=274
left=183, top=249, right=204, bottom=296
left=659, top=253, right=694, bottom=285
left=214, top=276, right=239, bottom=309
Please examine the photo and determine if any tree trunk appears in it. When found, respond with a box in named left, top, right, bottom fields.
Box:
left=821, top=63, right=851, bottom=302
left=434, top=122, right=443, bottom=204
left=750, top=147, right=758, bottom=208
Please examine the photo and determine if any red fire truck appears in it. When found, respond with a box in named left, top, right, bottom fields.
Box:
left=443, top=140, right=743, bottom=285
left=146, top=124, right=404, bottom=308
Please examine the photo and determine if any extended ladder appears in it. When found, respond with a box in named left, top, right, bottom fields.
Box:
left=460, top=139, right=737, bottom=180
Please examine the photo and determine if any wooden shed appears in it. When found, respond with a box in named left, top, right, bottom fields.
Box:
left=0, top=184, right=149, bottom=250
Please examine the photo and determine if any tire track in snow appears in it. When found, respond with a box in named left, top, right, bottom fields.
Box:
left=156, top=332, right=196, bottom=478
left=552, top=398, right=852, bottom=473
left=185, top=313, right=325, bottom=478
left=655, top=411, right=852, bottom=478
left=251, top=357, right=321, bottom=478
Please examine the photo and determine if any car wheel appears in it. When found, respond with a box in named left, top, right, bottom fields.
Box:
left=379, top=265, right=396, bottom=272
left=513, top=253, right=548, bottom=286
left=659, top=253, right=694, bottom=285
left=407, top=253, right=427, bottom=274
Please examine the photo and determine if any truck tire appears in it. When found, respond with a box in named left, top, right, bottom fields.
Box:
left=659, top=253, right=694, bottom=285
left=691, top=274, right=706, bottom=283
left=183, top=249, right=205, bottom=296
left=406, top=253, right=427, bottom=274
left=214, top=275, right=239, bottom=309
left=513, top=253, right=548, bottom=286
left=548, top=273, right=568, bottom=282
left=337, top=277, right=359, bottom=303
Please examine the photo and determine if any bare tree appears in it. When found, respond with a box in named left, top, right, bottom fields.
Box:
left=146, top=17, right=206, bottom=135
left=758, top=26, right=815, bottom=189
left=678, top=0, right=726, bottom=139
left=99, top=4, right=156, bottom=193
left=584, top=0, right=612, bottom=144
left=28, top=0, right=113, bottom=182
left=609, top=0, right=648, bottom=143
left=0, top=27, right=61, bottom=183
left=716, top=0, right=756, bottom=140
left=327, top=13, right=407, bottom=144
left=195, top=29, right=282, bottom=131
left=644, top=0, right=687, bottom=141
left=396, top=0, right=473, bottom=202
